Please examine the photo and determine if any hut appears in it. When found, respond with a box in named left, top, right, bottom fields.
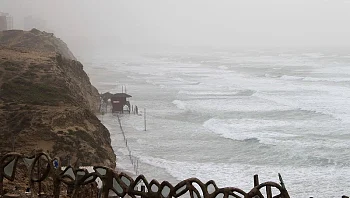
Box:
left=110, top=93, right=132, bottom=113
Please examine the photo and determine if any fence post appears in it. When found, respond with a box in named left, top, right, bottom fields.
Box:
left=0, top=173, right=3, bottom=196
left=144, top=108, right=146, bottom=131
left=266, top=185, right=272, bottom=198
left=141, top=185, right=145, bottom=198
left=253, top=175, right=259, bottom=198
left=254, top=175, right=259, bottom=187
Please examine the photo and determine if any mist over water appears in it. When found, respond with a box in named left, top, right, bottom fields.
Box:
left=2, top=0, right=350, bottom=53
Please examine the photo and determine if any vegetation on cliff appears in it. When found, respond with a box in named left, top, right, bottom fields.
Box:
left=0, top=29, right=116, bottom=167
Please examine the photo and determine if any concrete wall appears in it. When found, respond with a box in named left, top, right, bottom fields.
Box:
left=0, top=16, right=7, bottom=31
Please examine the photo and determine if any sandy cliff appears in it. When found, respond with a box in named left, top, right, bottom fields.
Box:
left=0, top=29, right=116, bottom=168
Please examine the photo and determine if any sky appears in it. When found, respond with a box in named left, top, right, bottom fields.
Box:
left=1, top=0, right=350, bottom=53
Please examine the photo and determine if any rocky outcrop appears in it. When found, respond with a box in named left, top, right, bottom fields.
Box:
left=0, top=29, right=76, bottom=60
left=0, top=29, right=116, bottom=168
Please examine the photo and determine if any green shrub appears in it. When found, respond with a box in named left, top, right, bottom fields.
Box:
left=0, top=80, right=73, bottom=105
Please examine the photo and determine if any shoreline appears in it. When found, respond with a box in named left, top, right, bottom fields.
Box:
left=97, top=113, right=180, bottom=184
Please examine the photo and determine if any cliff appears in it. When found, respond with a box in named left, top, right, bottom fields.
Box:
left=0, top=29, right=116, bottom=167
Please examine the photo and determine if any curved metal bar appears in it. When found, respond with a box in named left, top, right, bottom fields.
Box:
left=246, top=182, right=290, bottom=198
left=0, top=152, right=296, bottom=198
left=211, top=187, right=247, bottom=198
left=29, top=152, right=51, bottom=182
left=0, top=152, right=21, bottom=181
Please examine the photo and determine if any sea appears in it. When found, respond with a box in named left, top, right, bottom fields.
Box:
left=80, top=48, right=350, bottom=197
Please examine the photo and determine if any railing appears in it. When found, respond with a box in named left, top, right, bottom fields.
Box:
left=0, top=152, right=307, bottom=198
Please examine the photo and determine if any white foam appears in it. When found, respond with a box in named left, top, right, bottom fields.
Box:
left=255, top=91, right=350, bottom=123
left=280, top=75, right=304, bottom=80
left=303, top=76, right=350, bottom=82
left=172, top=100, right=187, bottom=110
left=302, top=53, right=325, bottom=58
left=172, top=98, right=293, bottom=112
left=203, top=118, right=297, bottom=143
left=218, top=65, right=229, bottom=70
left=178, top=90, right=239, bottom=96
left=137, top=155, right=350, bottom=198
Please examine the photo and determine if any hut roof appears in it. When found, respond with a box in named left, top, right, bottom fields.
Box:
left=112, top=93, right=132, bottom=98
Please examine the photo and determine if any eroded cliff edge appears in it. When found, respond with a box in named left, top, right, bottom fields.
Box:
left=0, top=29, right=116, bottom=168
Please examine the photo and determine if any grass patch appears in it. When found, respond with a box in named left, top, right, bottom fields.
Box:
left=1, top=61, right=21, bottom=72
left=0, top=79, right=73, bottom=105
left=22, top=71, right=38, bottom=79
left=69, top=130, right=98, bottom=148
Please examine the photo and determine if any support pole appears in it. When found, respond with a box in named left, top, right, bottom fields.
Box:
left=38, top=154, right=42, bottom=197
left=0, top=174, right=3, bottom=196
left=12, top=133, right=15, bottom=152
left=141, top=185, right=145, bottom=198
left=253, top=174, right=259, bottom=198
left=254, top=174, right=259, bottom=187
left=144, top=108, right=146, bottom=131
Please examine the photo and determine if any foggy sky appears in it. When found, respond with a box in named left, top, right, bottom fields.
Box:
left=1, top=0, right=350, bottom=53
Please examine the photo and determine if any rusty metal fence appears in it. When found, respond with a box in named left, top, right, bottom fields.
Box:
left=0, top=151, right=326, bottom=198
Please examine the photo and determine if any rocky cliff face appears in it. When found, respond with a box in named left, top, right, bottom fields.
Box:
left=0, top=29, right=116, bottom=167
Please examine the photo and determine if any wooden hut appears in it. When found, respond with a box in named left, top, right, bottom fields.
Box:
left=110, top=93, right=132, bottom=113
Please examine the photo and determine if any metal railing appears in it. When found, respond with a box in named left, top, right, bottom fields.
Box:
left=0, top=151, right=315, bottom=198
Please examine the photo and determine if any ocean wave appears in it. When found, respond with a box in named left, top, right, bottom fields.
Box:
left=280, top=75, right=305, bottom=80
left=173, top=77, right=201, bottom=85
left=135, top=155, right=350, bottom=197
left=218, top=65, right=229, bottom=70
left=254, top=92, right=350, bottom=124
left=171, top=98, right=293, bottom=113
left=172, top=100, right=187, bottom=110
left=178, top=89, right=256, bottom=98
left=303, top=77, right=350, bottom=82
left=302, top=53, right=325, bottom=58
left=178, top=90, right=239, bottom=96
left=280, top=75, right=350, bottom=83
left=202, top=118, right=297, bottom=143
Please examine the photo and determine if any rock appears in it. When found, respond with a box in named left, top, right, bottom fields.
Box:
left=3, top=194, right=20, bottom=198
left=0, top=29, right=76, bottom=60
left=0, top=29, right=116, bottom=169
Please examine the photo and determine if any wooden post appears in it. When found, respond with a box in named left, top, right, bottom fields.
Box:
left=144, top=108, right=146, bottom=131
left=0, top=173, right=3, bottom=196
left=253, top=175, right=259, bottom=198
left=136, top=160, right=139, bottom=175
left=53, top=177, right=61, bottom=198
left=266, top=186, right=272, bottom=198
left=254, top=174, right=259, bottom=187
left=38, top=154, right=42, bottom=198
left=141, top=185, right=145, bottom=198
left=11, top=134, right=15, bottom=152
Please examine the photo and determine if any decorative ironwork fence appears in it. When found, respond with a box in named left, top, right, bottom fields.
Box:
left=1, top=152, right=292, bottom=198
